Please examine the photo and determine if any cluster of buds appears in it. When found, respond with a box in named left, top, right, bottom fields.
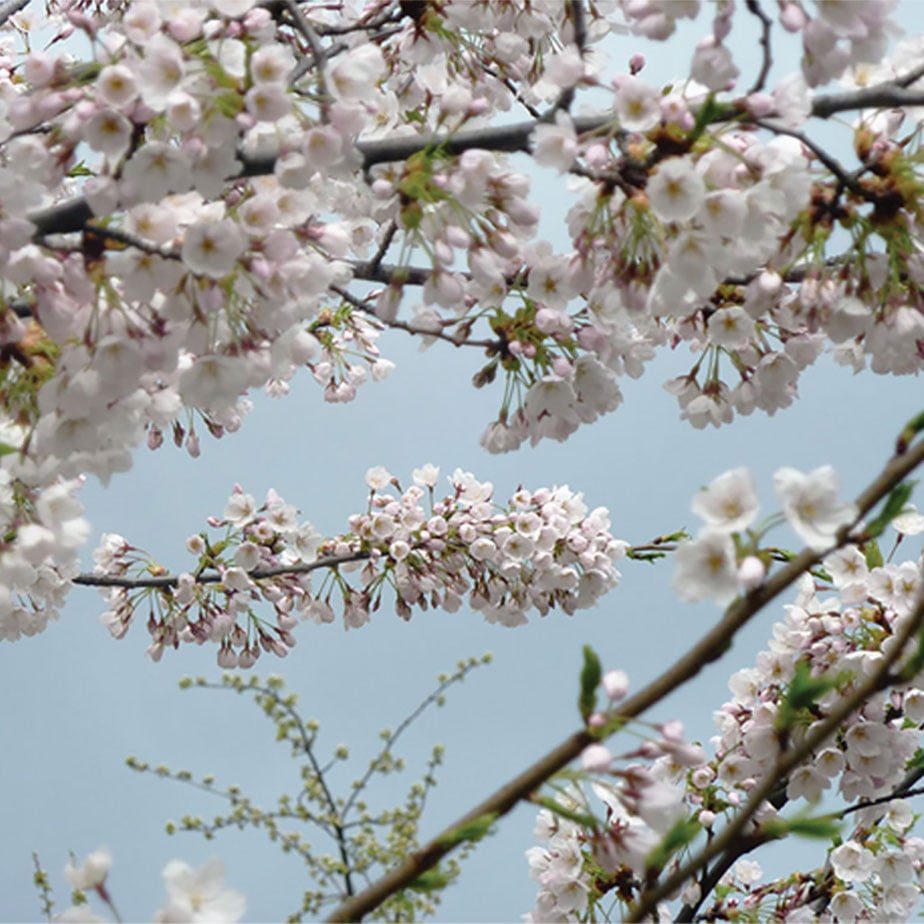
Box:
left=90, top=466, right=624, bottom=665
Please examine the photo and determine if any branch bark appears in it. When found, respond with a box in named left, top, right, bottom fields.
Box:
left=321, top=431, right=924, bottom=922
left=28, top=60, right=924, bottom=242
left=628, top=589, right=924, bottom=921
left=72, top=549, right=371, bottom=589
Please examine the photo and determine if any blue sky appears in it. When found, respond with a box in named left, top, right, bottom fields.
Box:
left=4, top=5, right=924, bottom=922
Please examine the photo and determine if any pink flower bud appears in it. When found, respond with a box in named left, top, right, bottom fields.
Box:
left=581, top=743, right=613, bottom=773
left=660, top=719, right=685, bottom=742
left=629, top=53, right=645, bottom=75
left=780, top=1, right=808, bottom=32
left=602, top=669, right=629, bottom=701
left=744, top=92, right=776, bottom=118
left=737, top=555, right=766, bottom=590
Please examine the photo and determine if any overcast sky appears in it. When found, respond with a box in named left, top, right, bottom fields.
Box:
left=3, top=5, right=924, bottom=923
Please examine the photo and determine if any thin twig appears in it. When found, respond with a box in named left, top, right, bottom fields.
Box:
left=283, top=0, right=330, bottom=109
left=323, top=432, right=924, bottom=923
left=330, top=284, right=500, bottom=351
left=366, top=220, right=398, bottom=276
left=72, top=549, right=371, bottom=589
left=744, top=0, right=773, bottom=96
left=628, top=590, right=924, bottom=921
left=249, top=680, right=356, bottom=897
left=753, top=119, right=866, bottom=197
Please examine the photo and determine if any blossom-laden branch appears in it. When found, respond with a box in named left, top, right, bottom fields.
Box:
left=628, top=589, right=924, bottom=922
left=80, top=465, right=623, bottom=666
left=6, top=0, right=924, bottom=540
left=323, top=425, right=924, bottom=922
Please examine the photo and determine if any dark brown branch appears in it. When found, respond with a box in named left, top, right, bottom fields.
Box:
left=629, top=589, right=924, bottom=921
left=812, top=83, right=924, bottom=119
left=323, top=432, right=924, bottom=922
left=753, top=119, right=865, bottom=197
left=27, top=67, right=924, bottom=248
left=545, top=0, right=587, bottom=115
left=744, top=0, right=773, bottom=96
left=330, top=284, right=500, bottom=351
left=366, top=219, right=398, bottom=276
left=283, top=0, right=330, bottom=104
left=72, top=549, right=371, bottom=589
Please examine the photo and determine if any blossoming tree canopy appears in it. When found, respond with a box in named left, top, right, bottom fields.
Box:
left=11, top=0, right=924, bottom=921
left=4, top=0, right=924, bottom=658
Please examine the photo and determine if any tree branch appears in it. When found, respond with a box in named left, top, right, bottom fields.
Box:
left=283, top=0, right=330, bottom=105
left=331, top=284, right=501, bottom=351
left=812, top=82, right=924, bottom=119
left=628, top=589, right=924, bottom=921
left=0, top=0, right=28, bottom=28
left=26, top=67, right=924, bottom=243
left=744, top=0, right=773, bottom=96
left=322, top=430, right=924, bottom=922
left=72, top=549, right=371, bottom=589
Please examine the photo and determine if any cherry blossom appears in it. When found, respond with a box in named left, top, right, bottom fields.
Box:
left=7, top=0, right=924, bottom=920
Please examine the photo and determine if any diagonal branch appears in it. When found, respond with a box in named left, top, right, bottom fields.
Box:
left=0, top=0, right=28, bottom=28
left=27, top=67, right=924, bottom=240
left=283, top=0, right=330, bottom=104
left=628, top=589, right=924, bottom=921
left=322, top=430, right=924, bottom=922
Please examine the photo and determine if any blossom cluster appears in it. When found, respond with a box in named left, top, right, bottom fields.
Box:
left=673, top=464, right=857, bottom=605
left=527, top=493, right=924, bottom=920
left=0, top=467, right=89, bottom=643
left=0, top=0, right=920, bottom=642
left=526, top=690, right=703, bottom=922
left=51, top=846, right=243, bottom=923
left=90, top=466, right=624, bottom=665
left=704, top=553, right=924, bottom=919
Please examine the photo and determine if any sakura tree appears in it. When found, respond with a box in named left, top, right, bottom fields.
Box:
left=7, top=0, right=924, bottom=920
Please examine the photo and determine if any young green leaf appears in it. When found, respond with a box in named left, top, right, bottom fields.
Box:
left=864, top=481, right=916, bottom=539
left=645, top=818, right=701, bottom=873
left=435, top=812, right=498, bottom=849
left=407, top=866, right=453, bottom=893
left=579, top=645, right=602, bottom=722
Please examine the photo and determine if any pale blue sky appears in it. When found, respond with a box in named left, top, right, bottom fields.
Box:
left=3, top=5, right=924, bottom=922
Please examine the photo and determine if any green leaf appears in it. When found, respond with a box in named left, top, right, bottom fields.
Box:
left=0, top=442, right=18, bottom=458
left=896, top=409, right=924, bottom=454
left=579, top=645, right=602, bottom=722
left=906, top=747, right=924, bottom=771
left=776, top=661, right=843, bottom=731
left=863, top=539, right=883, bottom=570
left=214, top=91, right=244, bottom=118
left=690, top=93, right=727, bottom=140
left=645, top=818, right=701, bottom=872
left=408, top=866, right=453, bottom=893
left=762, top=814, right=841, bottom=841
left=864, top=481, right=916, bottom=539
left=530, top=794, right=597, bottom=830
left=435, top=811, right=498, bottom=849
